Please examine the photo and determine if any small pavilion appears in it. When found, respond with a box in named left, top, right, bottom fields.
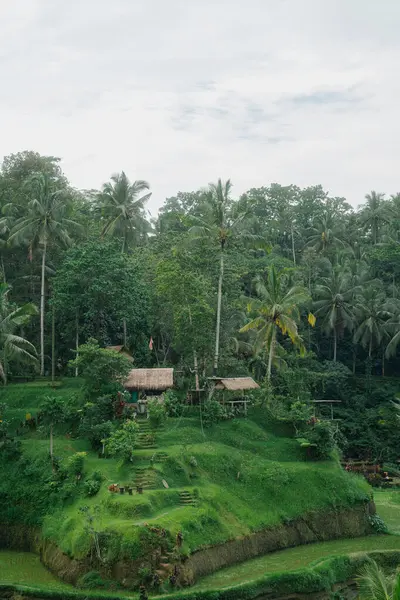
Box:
left=207, top=376, right=260, bottom=415
left=124, top=368, right=174, bottom=413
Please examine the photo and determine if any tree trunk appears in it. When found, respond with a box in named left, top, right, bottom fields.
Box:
left=352, top=351, right=356, bottom=375
left=193, top=350, right=200, bottom=391
left=369, top=337, right=372, bottom=359
left=51, top=305, right=55, bottom=384
left=267, top=328, right=276, bottom=380
left=123, top=319, right=127, bottom=347
left=50, top=423, right=53, bottom=458
left=291, top=225, right=296, bottom=266
left=382, top=350, right=385, bottom=377
left=40, top=242, right=47, bottom=376
left=75, top=311, right=79, bottom=377
left=213, top=249, right=224, bottom=375
left=333, top=328, right=337, bottom=362
left=1, top=254, right=6, bottom=284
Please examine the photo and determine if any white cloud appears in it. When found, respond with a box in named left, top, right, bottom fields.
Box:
left=0, top=0, right=399, bottom=213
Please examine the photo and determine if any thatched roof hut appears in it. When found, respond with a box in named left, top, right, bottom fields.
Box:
left=105, top=345, right=134, bottom=362
left=124, top=368, right=174, bottom=392
left=209, top=377, right=259, bottom=391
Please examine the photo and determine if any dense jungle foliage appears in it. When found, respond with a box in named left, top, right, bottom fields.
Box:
left=0, top=150, right=400, bottom=461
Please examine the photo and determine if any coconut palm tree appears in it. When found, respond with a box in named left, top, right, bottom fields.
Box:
left=240, top=266, right=310, bottom=379
left=314, top=268, right=355, bottom=362
left=357, top=558, right=400, bottom=600
left=8, top=173, right=81, bottom=375
left=353, top=283, right=393, bottom=359
left=189, top=179, right=251, bottom=374
left=98, top=172, right=152, bottom=253
left=0, top=283, right=38, bottom=384
left=306, top=212, right=346, bottom=256
left=359, top=191, right=391, bottom=245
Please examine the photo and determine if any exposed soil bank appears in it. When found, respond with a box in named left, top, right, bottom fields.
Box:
left=0, top=500, right=375, bottom=588
left=181, top=501, right=375, bottom=583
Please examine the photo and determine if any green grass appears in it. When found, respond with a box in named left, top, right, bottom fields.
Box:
left=375, top=490, right=400, bottom=534
left=192, top=535, right=400, bottom=591
left=0, top=379, right=371, bottom=564
left=0, top=551, right=72, bottom=590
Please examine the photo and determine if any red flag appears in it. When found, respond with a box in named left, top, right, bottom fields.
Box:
left=149, top=337, right=153, bottom=351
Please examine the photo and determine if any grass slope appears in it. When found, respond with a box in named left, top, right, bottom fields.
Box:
left=0, top=379, right=371, bottom=564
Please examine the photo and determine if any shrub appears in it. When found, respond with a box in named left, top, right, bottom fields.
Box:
left=368, top=514, right=388, bottom=534
left=66, top=452, right=86, bottom=477
left=148, top=399, right=167, bottom=429
left=106, top=419, right=138, bottom=462
left=84, top=475, right=102, bottom=497
left=164, top=390, right=184, bottom=417
left=88, top=421, right=114, bottom=452
left=202, top=400, right=231, bottom=428
left=302, top=420, right=336, bottom=460
left=78, top=570, right=105, bottom=589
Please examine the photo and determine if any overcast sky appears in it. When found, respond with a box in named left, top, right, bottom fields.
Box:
left=1, top=0, right=399, bottom=213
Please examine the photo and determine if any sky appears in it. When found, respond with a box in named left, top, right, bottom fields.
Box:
left=1, top=0, right=399, bottom=214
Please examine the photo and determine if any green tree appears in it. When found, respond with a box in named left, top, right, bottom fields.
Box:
left=39, top=395, right=66, bottom=464
left=7, top=174, right=82, bottom=375
left=69, top=338, right=132, bottom=398
left=98, top=171, right=151, bottom=253
left=359, top=191, right=391, bottom=245
left=0, top=284, right=38, bottom=384
left=190, top=178, right=249, bottom=373
left=240, top=266, right=310, bottom=379
left=306, top=212, right=346, bottom=256
left=314, top=269, right=355, bottom=362
left=105, top=419, right=138, bottom=462
left=52, top=240, right=150, bottom=365
left=354, top=284, right=392, bottom=359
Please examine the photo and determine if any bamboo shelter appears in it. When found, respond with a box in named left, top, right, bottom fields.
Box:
left=207, top=377, right=259, bottom=415
left=124, top=368, right=174, bottom=414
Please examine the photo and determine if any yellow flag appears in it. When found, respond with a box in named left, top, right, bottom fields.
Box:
left=25, top=413, right=32, bottom=421
left=308, top=313, right=316, bottom=327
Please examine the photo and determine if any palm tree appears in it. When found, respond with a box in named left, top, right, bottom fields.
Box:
left=354, top=284, right=392, bottom=359
left=359, top=191, right=391, bottom=245
left=98, top=172, right=152, bottom=253
left=8, top=174, right=81, bottom=375
left=0, top=283, right=38, bottom=384
left=98, top=172, right=151, bottom=345
left=190, top=179, right=249, bottom=374
left=240, top=266, right=310, bottom=379
left=357, top=558, right=400, bottom=600
left=306, top=212, right=346, bottom=255
left=314, top=268, right=355, bottom=362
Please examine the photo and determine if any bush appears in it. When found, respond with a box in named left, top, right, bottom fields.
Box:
left=79, top=397, right=115, bottom=436
left=66, top=452, right=86, bottom=477
left=84, top=471, right=102, bottom=497
left=164, top=390, right=184, bottom=417
left=88, top=421, right=114, bottom=452
left=368, top=514, right=388, bottom=534
left=106, top=419, right=138, bottom=462
left=148, top=399, right=167, bottom=429
left=202, top=400, right=231, bottom=428
left=78, top=570, right=105, bottom=589
left=302, top=420, right=336, bottom=460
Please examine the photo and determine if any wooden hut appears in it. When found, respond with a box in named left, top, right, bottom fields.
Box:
left=124, top=368, right=174, bottom=414
left=207, top=377, right=259, bottom=415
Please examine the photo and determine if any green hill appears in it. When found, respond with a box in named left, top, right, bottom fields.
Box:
left=0, top=379, right=371, bottom=589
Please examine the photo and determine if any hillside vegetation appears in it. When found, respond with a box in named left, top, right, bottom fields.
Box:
left=0, top=379, right=370, bottom=569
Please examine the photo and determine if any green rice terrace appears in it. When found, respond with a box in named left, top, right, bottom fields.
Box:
left=1, top=378, right=400, bottom=599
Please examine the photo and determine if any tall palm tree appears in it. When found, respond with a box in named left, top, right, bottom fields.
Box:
left=357, top=558, right=400, bottom=600
left=240, top=266, right=310, bottom=379
left=98, top=172, right=152, bottom=253
left=306, top=212, right=346, bottom=256
left=354, top=284, right=392, bottom=359
left=314, top=268, right=355, bottom=362
left=8, top=174, right=81, bottom=375
left=189, top=179, right=249, bottom=374
left=359, top=191, right=391, bottom=245
left=98, top=172, right=151, bottom=345
left=0, top=283, right=38, bottom=384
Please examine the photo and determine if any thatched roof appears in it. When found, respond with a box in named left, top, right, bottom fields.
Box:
left=211, top=377, right=259, bottom=391
left=124, top=368, right=174, bottom=391
left=105, top=345, right=134, bottom=362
